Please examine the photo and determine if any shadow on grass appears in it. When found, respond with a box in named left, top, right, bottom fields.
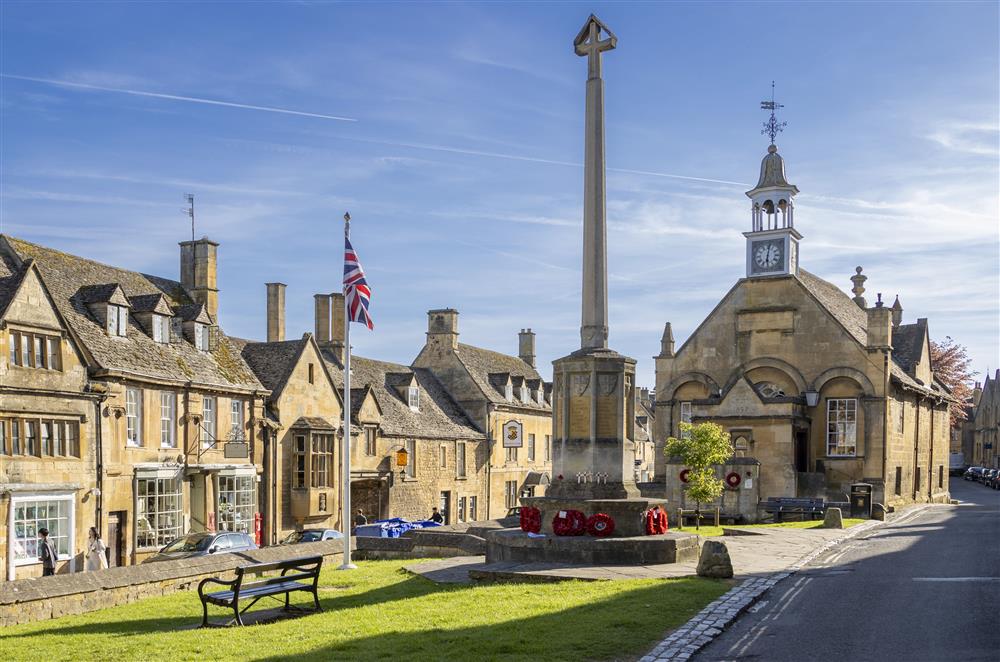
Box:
left=1, top=573, right=440, bottom=640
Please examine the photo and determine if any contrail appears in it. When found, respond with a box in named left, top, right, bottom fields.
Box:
left=1, top=73, right=358, bottom=122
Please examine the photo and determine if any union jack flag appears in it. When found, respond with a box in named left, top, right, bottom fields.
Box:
left=343, top=237, right=374, bottom=330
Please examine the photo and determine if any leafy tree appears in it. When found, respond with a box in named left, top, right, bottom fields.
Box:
left=665, top=422, right=734, bottom=529
left=929, top=336, right=976, bottom=427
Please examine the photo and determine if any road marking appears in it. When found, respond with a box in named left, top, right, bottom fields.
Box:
left=913, top=577, right=1000, bottom=582
left=747, top=600, right=769, bottom=613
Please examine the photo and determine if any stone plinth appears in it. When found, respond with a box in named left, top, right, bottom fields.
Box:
left=550, top=347, right=638, bottom=500
left=485, top=528, right=699, bottom=566
left=523, top=495, right=668, bottom=538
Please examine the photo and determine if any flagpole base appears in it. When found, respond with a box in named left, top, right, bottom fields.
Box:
left=337, top=563, right=358, bottom=570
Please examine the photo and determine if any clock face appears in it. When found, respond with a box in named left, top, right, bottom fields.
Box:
left=753, top=241, right=782, bottom=269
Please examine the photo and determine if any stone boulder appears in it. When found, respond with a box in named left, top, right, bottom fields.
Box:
left=823, top=506, right=844, bottom=529
left=696, top=540, right=734, bottom=579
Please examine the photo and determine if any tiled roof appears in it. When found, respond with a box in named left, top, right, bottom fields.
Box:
left=1, top=235, right=262, bottom=391
left=322, top=350, right=483, bottom=440
left=891, top=321, right=926, bottom=372
left=453, top=342, right=551, bottom=410
left=240, top=338, right=309, bottom=396
left=0, top=252, right=28, bottom=320
left=796, top=269, right=933, bottom=394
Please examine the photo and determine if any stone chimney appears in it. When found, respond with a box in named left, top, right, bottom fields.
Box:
left=518, top=328, right=536, bottom=367
left=972, top=382, right=982, bottom=407
left=180, top=237, right=219, bottom=320
left=329, top=292, right=345, bottom=362
left=850, top=266, right=868, bottom=309
left=265, top=282, right=286, bottom=342
left=314, top=294, right=331, bottom=345
left=426, top=309, right=459, bottom=350
left=891, top=295, right=903, bottom=328
left=867, top=293, right=892, bottom=350
left=659, top=322, right=675, bottom=358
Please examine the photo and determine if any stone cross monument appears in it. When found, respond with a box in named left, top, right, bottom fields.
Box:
left=542, top=15, right=642, bottom=512
left=576, top=15, right=615, bottom=350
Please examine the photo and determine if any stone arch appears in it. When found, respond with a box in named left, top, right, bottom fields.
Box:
left=811, top=366, right=876, bottom=397
left=663, top=372, right=720, bottom=400
left=736, top=357, right=807, bottom=394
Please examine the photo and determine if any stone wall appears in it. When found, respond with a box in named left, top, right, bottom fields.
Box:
left=0, top=539, right=347, bottom=627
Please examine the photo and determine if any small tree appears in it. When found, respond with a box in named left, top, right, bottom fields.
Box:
left=929, top=336, right=976, bottom=427
left=665, top=422, right=734, bottom=530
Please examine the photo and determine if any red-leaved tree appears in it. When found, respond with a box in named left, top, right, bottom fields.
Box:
left=929, top=336, right=976, bottom=426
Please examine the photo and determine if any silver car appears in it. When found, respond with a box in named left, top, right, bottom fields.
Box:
left=141, top=531, right=257, bottom=563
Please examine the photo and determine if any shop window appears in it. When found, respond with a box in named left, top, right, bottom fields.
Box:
left=136, top=475, right=183, bottom=548
left=12, top=497, right=72, bottom=563
left=218, top=475, right=256, bottom=534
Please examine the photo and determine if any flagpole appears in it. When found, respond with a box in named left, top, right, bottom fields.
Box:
left=339, top=211, right=356, bottom=570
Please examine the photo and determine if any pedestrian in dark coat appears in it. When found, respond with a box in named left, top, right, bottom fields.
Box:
left=38, top=528, right=58, bottom=577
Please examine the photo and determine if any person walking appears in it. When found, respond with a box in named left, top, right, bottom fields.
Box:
left=429, top=507, right=444, bottom=524
left=354, top=508, right=368, bottom=528
left=85, top=527, right=109, bottom=571
left=37, top=528, right=58, bottom=577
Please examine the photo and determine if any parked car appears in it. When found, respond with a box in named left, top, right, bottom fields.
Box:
left=980, top=468, right=996, bottom=485
left=141, top=531, right=257, bottom=563
left=506, top=506, right=523, bottom=518
left=280, top=529, right=343, bottom=545
left=984, top=469, right=1000, bottom=489
left=964, top=467, right=985, bottom=482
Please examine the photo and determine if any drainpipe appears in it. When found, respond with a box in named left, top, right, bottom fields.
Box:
left=485, top=403, right=494, bottom=519
left=94, top=392, right=107, bottom=534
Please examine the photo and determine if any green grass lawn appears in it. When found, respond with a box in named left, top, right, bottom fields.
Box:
left=676, top=518, right=868, bottom=538
left=0, top=559, right=729, bottom=662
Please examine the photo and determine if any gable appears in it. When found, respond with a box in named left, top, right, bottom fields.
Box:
left=2, top=267, right=62, bottom=330
left=356, top=389, right=382, bottom=425
left=714, top=377, right=793, bottom=418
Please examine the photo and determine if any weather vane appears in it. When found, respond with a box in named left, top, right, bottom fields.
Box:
left=760, top=81, right=786, bottom=145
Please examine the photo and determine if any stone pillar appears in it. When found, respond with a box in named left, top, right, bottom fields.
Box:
left=265, top=283, right=286, bottom=342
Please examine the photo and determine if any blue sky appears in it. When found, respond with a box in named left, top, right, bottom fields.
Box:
left=2, top=1, right=997, bottom=388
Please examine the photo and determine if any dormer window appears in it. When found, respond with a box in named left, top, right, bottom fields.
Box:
left=194, top=323, right=210, bottom=351
left=107, top=305, right=128, bottom=337
left=151, top=314, right=170, bottom=344
left=505, top=383, right=513, bottom=402
left=520, top=386, right=530, bottom=403
left=537, top=389, right=545, bottom=405
left=407, top=386, right=420, bottom=412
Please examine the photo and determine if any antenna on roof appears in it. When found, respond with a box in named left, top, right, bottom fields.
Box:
left=183, top=194, right=195, bottom=242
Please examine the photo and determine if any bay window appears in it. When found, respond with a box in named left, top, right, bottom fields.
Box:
left=11, top=495, right=74, bottom=565
left=311, top=433, right=334, bottom=487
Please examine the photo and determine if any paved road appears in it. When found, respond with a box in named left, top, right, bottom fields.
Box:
left=696, top=479, right=1000, bottom=662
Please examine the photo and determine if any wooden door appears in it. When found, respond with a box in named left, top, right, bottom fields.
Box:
left=106, top=511, right=125, bottom=567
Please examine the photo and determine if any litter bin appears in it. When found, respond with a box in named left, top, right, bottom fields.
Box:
left=850, top=483, right=873, bottom=519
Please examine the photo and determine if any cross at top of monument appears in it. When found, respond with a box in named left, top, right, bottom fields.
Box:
left=760, top=81, right=787, bottom=145
left=574, top=14, right=617, bottom=80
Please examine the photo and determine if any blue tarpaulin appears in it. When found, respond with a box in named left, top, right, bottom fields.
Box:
left=354, top=518, right=442, bottom=538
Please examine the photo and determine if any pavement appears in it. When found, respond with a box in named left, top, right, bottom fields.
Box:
left=405, top=525, right=860, bottom=584
left=695, top=479, right=1000, bottom=662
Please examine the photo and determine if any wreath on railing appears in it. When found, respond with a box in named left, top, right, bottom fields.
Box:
left=552, top=509, right=587, bottom=536
left=519, top=506, right=542, bottom=533
left=725, top=471, right=742, bottom=489
left=586, top=513, right=615, bottom=537
left=679, top=469, right=690, bottom=483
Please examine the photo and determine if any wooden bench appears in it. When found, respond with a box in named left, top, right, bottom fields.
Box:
left=759, top=497, right=825, bottom=522
left=197, top=555, right=323, bottom=627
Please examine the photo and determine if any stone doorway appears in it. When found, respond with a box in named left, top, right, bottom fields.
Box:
left=351, top=478, right=387, bottom=523
left=794, top=428, right=809, bottom=473
left=106, top=511, right=125, bottom=567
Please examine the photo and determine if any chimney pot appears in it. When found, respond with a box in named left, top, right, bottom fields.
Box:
left=180, top=238, right=220, bottom=320
left=314, top=294, right=331, bottom=345
left=518, top=328, right=536, bottom=368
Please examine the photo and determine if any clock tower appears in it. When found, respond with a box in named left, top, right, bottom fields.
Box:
left=744, top=85, right=801, bottom=278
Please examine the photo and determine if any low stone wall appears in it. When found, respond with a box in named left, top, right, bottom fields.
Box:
left=355, top=528, right=486, bottom=560
left=0, top=540, right=347, bottom=628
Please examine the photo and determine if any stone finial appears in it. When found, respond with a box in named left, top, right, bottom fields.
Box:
left=850, top=266, right=867, bottom=308
left=891, top=295, right=903, bottom=328
left=660, top=322, right=675, bottom=357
